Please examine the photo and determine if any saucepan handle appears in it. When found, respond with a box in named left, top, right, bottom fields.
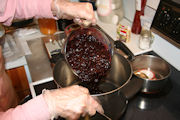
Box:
left=120, top=76, right=143, bottom=99
left=114, top=40, right=135, bottom=61
left=95, top=25, right=135, bottom=61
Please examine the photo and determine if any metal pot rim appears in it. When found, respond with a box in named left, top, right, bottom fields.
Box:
left=133, top=54, right=171, bottom=81
left=53, top=51, right=133, bottom=97
left=91, top=59, right=133, bottom=97
left=54, top=26, right=133, bottom=97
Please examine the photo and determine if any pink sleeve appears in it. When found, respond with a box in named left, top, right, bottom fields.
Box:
left=0, top=0, right=55, bottom=26
left=0, top=95, right=51, bottom=120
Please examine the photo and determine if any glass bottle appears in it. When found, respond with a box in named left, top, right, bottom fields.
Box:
left=131, top=0, right=142, bottom=34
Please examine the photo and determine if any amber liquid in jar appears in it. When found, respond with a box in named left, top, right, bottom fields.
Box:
left=38, top=19, right=57, bottom=35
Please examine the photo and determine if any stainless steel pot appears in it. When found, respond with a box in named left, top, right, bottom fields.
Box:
left=53, top=25, right=137, bottom=97
left=53, top=25, right=144, bottom=119
left=132, top=55, right=171, bottom=93
left=53, top=25, right=145, bottom=119
left=53, top=50, right=131, bottom=119
left=115, top=40, right=171, bottom=93
left=53, top=50, right=132, bottom=96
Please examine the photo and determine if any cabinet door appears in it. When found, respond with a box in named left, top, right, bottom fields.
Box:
left=6, top=66, right=30, bottom=102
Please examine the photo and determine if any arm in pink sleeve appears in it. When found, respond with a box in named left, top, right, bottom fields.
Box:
left=0, top=0, right=55, bottom=26
left=0, top=95, right=51, bottom=120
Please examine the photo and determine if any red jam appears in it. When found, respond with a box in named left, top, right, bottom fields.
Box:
left=66, top=28, right=111, bottom=88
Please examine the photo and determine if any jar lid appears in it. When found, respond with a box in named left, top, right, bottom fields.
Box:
left=140, top=29, right=151, bottom=38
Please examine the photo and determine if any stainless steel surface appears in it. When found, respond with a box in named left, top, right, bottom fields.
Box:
left=78, top=91, right=128, bottom=120
left=26, top=38, right=53, bottom=82
left=53, top=51, right=132, bottom=96
left=132, top=55, right=171, bottom=93
left=91, top=90, right=128, bottom=120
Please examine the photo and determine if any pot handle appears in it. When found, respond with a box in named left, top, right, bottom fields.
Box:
left=94, top=25, right=135, bottom=60
left=114, top=40, right=135, bottom=61
left=120, top=76, right=143, bottom=99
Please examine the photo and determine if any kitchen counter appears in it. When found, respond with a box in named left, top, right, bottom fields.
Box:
left=5, top=56, right=27, bottom=70
left=97, top=18, right=152, bottom=56
left=25, top=37, right=53, bottom=83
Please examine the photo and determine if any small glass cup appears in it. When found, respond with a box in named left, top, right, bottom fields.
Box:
left=139, top=29, right=154, bottom=50
left=38, top=18, right=57, bottom=35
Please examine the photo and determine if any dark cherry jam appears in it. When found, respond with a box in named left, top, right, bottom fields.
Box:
left=65, top=28, right=111, bottom=86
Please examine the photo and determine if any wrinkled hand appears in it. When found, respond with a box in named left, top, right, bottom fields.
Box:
left=51, top=0, right=96, bottom=25
left=0, top=46, right=5, bottom=76
left=43, top=85, right=104, bottom=120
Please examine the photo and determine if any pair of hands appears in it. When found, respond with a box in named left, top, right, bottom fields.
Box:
left=51, top=0, right=96, bottom=26
left=43, top=85, right=104, bottom=120
left=46, top=2, right=99, bottom=119
left=46, top=1, right=99, bottom=119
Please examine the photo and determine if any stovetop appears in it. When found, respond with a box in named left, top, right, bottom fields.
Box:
left=121, top=51, right=180, bottom=120
left=28, top=50, right=180, bottom=120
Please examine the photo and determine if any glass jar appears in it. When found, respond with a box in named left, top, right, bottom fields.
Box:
left=139, top=29, right=154, bottom=50
left=38, top=19, right=57, bottom=35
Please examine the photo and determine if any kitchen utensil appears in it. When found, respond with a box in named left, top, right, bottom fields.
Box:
left=58, top=25, right=143, bottom=97
left=114, top=40, right=171, bottom=93
left=55, top=25, right=134, bottom=95
left=63, top=26, right=114, bottom=82
left=54, top=85, right=128, bottom=120
left=132, top=55, right=171, bottom=93
left=53, top=51, right=132, bottom=96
